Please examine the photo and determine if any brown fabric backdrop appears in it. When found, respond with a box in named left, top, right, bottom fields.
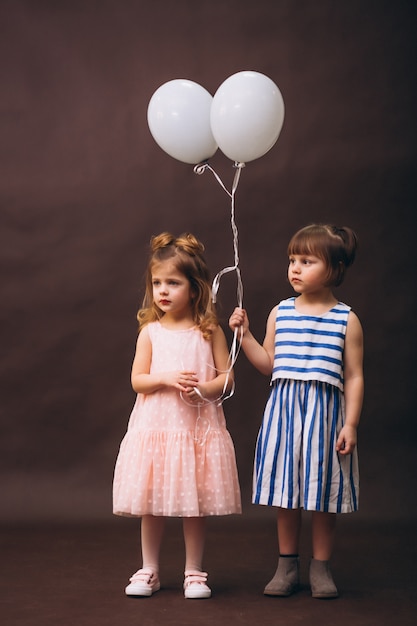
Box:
left=1, top=0, right=416, bottom=522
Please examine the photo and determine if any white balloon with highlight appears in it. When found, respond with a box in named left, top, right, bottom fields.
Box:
left=210, top=71, right=285, bottom=163
left=147, top=79, right=218, bottom=165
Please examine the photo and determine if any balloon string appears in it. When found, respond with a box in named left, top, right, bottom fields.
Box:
left=179, top=342, right=241, bottom=441
left=194, top=160, right=245, bottom=378
left=194, top=161, right=244, bottom=308
left=194, top=161, right=233, bottom=198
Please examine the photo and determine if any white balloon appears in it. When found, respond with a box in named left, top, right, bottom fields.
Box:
left=147, top=79, right=218, bottom=165
left=210, top=71, right=285, bottom=163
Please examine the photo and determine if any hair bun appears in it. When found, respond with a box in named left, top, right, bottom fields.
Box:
left=150, top=232, right=176, bottom=252
left=333, top=226, right=358, bottom=267
left=176, top=232, right=205, bottom=256
left=150, top=232, right=205, bottom=256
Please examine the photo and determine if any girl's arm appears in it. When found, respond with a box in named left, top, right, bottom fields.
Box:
left=336, top=311, right=364, bottom=455
left=185, top=325, right=234, bottom=402
left=229, top=306, right=276, bottom=376
left=131, top=326, right=198, bottom=394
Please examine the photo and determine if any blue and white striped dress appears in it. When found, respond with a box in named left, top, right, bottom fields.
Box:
left=253, top=297, right=359, bottom=513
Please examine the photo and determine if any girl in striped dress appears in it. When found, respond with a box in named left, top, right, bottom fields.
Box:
left=229, top=224, right=364, bottom=599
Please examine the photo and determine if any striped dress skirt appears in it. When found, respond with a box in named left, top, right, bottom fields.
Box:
left=253, top=379, right=359, bottom=513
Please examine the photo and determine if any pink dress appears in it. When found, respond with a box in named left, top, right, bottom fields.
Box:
left=113, top=322, right=242, bottom=518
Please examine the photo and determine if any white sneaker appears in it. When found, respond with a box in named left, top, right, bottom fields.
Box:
left=183, top=570, right=211, bottom=599
left=125, top=568, right=160, bottom=596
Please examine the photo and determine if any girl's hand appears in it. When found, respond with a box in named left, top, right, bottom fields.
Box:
left=183, top=384, right=206, bottom=404
left=163, top=370, right=199, bottom=393
left=336, top=425, right=357, bottom=455
left=229, top=307, right=249, bottom=334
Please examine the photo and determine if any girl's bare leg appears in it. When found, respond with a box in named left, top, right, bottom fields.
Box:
left=183, top=516, right=206, bottom=571
left=141, top=514, right=165, bottom=572
left=277, top=507, right=302, bottom=554
left=182, top=517, right=211, bottom=598
left=309, top=511, right=338, bottom=598
left=264, top=508, right=302, bottom=596
left=311, top=511, right=336, bottom=560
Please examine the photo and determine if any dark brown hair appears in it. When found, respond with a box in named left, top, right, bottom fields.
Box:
left=287, top=224, right=358, bottom=286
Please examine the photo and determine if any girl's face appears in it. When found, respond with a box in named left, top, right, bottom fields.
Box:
left=288, top=254, right=329, bottom=294
left=151, top=259, right=193, bottom=319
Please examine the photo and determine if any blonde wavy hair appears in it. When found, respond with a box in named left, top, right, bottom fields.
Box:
left=137, top=232, right=218, bottom=339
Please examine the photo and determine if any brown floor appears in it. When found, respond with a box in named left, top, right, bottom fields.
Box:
left=2, top=513, right=416, bottom=626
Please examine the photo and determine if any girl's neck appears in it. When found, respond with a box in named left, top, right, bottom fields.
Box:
left=159, top=313, right=195, bottom=330
left=294, top=291, right=337, bottom=315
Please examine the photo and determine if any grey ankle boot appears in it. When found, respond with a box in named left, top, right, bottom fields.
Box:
left=309, top=558, right=339, bottom=598
left=264, top=556, right=300, bottom=596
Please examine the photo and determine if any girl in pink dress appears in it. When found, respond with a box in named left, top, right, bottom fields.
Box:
left=113, top=232, right=241, bottom=599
